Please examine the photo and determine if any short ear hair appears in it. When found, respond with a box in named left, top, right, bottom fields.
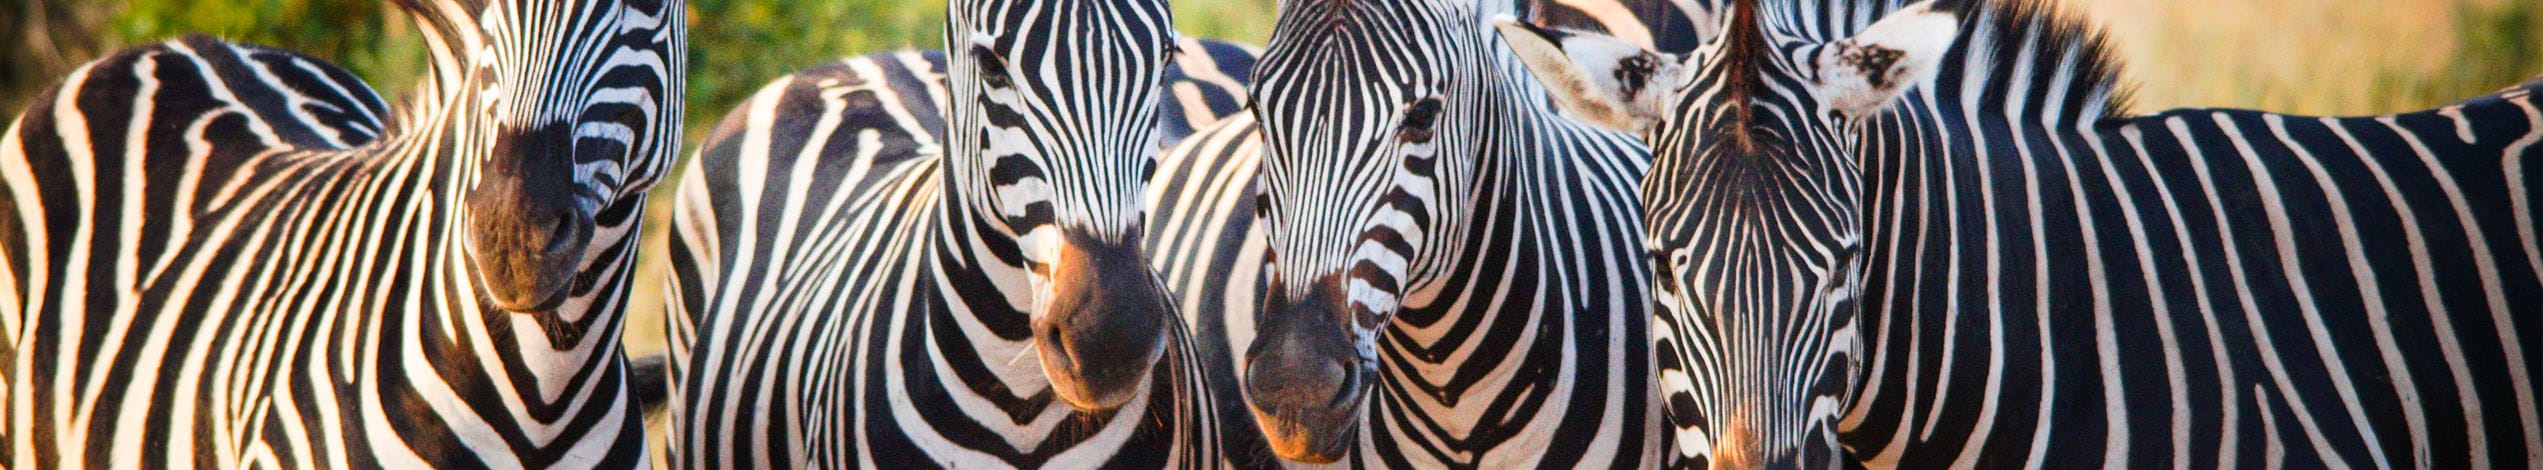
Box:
left=1806, top=1, right=1961, bottom=119
left=1495, top=15, right=1682, bottom=133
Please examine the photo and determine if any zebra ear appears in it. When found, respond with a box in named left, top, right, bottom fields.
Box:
left=1495, top=15, right=1680, bottom=133
left=1807, top=1, right=1961, bottom=119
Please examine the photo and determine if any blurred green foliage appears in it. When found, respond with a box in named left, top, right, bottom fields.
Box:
left=2389, top=0, right=2543, bottom=107
left=684, top=0, right=944, bottom=130
left=1175, top=0, right=1279, bottom=46
left=118, top=0, right=431, bottom=102
left=3, top=0, right=115, bottom=112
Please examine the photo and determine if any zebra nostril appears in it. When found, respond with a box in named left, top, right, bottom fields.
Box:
left=542, top=209, right=583, bottom=255
left=1326, top=357, right=1360, bottom=408
left=1041, top=321, right=1068, bottom=354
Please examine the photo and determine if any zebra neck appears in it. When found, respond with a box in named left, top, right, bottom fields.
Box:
left=345, top=90, right=635, bottom=396
left=1410, top=127, right=1634, bottom=311
left=928, top=171, right=1039, bottom=333
left=1407, top=53, right=1644, bottom=308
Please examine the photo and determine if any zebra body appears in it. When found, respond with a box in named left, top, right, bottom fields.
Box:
left=1513, top=0, right=2543, bottom=466
left=664, top=34, right=1263, bottom=467
left=0, top=0, right=685, bottom=467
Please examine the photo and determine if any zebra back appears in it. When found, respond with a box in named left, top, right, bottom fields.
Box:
left=1843, top=2, right=2541, bottom=465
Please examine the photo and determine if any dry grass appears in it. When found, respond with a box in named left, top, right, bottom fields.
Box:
left=2075, top=0, right=2486, bottom=115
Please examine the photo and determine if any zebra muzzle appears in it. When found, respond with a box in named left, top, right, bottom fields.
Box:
left=1243, top=280, right=1372, bottom=464
left=1036, top=230, right=1174, bottom=412
left=469, top=121, right=599, bottom=313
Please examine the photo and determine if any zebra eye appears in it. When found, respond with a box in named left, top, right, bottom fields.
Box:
left=969, top=45, right=1013, bottom=89
left=1163, top=42, right=1183, bottom=65
left=1397, top=98, right=1443, bottom=143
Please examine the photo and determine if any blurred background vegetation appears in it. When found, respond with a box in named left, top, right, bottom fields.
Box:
left=0, top=0, right=2534, bottom=384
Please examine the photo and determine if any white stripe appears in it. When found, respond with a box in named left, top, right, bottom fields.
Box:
left=2221, top=114, right=2386, bottom=468
left=2381, top=115, right=2521, bottom=468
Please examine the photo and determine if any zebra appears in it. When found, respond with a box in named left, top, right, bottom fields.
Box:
left=0, top=0, right=683, bottom=467
left=1141, top=3, right=1723, bottom=468
left=1147, top=0, right=1724, bottom=341
left=1508, top=0, right=2543, bottom=466
left=1159, top=0, right=1683, bottom=465
left=659, top=0, right=1268, bottom=465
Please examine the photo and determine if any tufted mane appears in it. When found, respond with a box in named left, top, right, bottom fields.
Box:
left=1942, top=0, right=2137, bottom=119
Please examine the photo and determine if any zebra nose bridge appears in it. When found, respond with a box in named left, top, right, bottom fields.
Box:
left=1046, top=227, right=1171, bottom=328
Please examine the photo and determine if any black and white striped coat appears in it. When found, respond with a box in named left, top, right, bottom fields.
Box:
left=1153, top=0, right=1690, bottom=467
left=660, top=5, right=1266, bottom=462
left=1514, top=0, right=2543, bottom=466
left=0, top=0, right=685, bottom=467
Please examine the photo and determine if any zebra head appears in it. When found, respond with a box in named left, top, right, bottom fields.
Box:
left=1241, top=0, right=1528, bottom=462
left=1506, top=0, right=1958, bottom=466
left=942, top=0, right=1184, bottom=411
left=400, top=0, right=684, bottom=313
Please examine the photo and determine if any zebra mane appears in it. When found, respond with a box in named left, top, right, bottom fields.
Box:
left=371, top=0, right=489, bottom=142
left=1939, top=0, right=2137, bottom=120
left=388, top=0, right=485, bottom=49
left=1718, top=0, right=1767, bottom=152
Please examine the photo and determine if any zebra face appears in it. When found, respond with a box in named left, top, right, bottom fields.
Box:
left=943, top=0, right=1183, bottom=411
left=1241, top=0, right=1499, bottom=462
left=1509, top=1, right=1958, bottom=466
left=416, top=0, right=684, bottom=312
